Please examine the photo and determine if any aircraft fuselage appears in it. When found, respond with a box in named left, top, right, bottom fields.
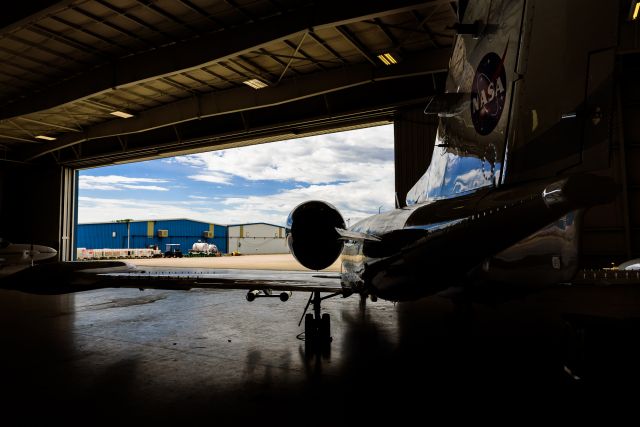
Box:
left=341, top=174, right=613, bottom=301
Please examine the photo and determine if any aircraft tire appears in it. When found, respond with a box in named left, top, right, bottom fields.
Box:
left=320, top=313, right=331, bottom=342
left=305, top=313, right=316, bottom=343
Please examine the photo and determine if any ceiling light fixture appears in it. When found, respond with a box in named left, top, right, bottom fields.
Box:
left=633, top=1, right=640, bottom=20
left=377, top=52, right=398, bottom=66
left=110, top=110, right=134, bottom=119
left=35, top=135, right=56, bottom=141
left=243, top=79, right=268, bottom=89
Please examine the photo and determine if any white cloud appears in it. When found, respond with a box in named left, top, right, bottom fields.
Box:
left=78, top=125, right=396, bottom=226
left=80, top=175, right=170, bottom=191
left=175, top=125, right=394, bottom=185
left=79, top=196, right=204, bottom=223
left=78, top=168, right=395, bottom=226
left=120, top=185, right=168, bottom=191
left=188, top=173, right=231, bottom=185
left=218, top=169, right=396, bottom=225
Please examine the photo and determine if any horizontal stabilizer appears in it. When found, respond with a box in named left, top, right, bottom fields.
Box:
left=335, top=228, right=381, bottom=242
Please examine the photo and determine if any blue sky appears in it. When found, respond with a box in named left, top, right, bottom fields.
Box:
left=79, top=124, right=395, bottom=226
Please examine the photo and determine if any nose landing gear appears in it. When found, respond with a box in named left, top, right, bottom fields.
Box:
left=304, top=312, right=331, bottom=346
left=299, top=290, right=342, bottom=351
left=247, top=287, right=344, bottom=355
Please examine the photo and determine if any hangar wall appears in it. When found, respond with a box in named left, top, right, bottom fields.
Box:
left=228, top=223, right=288, bottom=255
left=77, top=219, right=228, bottom=254
left=394, top=107, right=439, bottom=207
left=0, top=162, right=67, bottom=257
left=581, top=52, right=640, bottom=268
left=577, top=6, right=640, bottom=268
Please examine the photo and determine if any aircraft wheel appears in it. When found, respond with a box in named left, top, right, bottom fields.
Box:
left=320, top=313, right=331, bottom=343
left=305, top=313, right=316, bottom=343
left=246, top=290, right=259, bottom=302
left=279, top=291, right=291, bottom=302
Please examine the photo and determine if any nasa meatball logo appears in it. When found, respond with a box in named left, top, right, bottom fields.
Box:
left=471, top=52, right=507, bottom=136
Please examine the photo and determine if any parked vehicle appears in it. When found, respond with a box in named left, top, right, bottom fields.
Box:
left=164, top=243, right=183, bottom=258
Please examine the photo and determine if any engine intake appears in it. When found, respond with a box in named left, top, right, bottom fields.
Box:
left=286, top=201, right=345, bottom=270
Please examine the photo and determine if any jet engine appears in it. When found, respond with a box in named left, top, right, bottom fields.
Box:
left=286, top=201, right=345, bottom=270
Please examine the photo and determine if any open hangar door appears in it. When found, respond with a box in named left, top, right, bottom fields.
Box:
left=0, top=0, right=456, bottom=260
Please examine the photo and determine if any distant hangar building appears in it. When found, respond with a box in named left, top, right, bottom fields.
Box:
left=227, top=223, right=289, bottom=255
left=77, top=219, right=228, bottom=254
left=77, top=219, right=290, bottom=256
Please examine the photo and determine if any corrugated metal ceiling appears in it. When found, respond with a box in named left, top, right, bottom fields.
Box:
left=0, top=0, right=456, bottom=165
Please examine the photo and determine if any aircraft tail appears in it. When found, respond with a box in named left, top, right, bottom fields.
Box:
left=408, top=0, right=620, bottom=205
left=501, top=0, right=619, bottom=184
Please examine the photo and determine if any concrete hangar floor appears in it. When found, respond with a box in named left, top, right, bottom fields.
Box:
left=1, top=255, right=640, bottom=423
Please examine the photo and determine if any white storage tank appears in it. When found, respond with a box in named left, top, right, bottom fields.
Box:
left=191, top=241, right=210, bottom=252
left=191, top=241, right=219, bottom=255
left=227, top=223, right=289, bottom=255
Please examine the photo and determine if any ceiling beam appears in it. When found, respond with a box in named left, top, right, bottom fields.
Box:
left=135, top=0, right=201, bottom=36
left=282, top=37, right=326, bottom=71
left=39, top=17, right=129, bottom=55
left=176, top=0, right=226, bottom=29
left=307, top=31, right=349, bottom=64
left=0, top=134, right=40, bottom=144
left=17, top=116, right=81, bottom=132
left=22, top=48, right=450, bottom=161
left=335, top=26, right=378, bottom=65
left=69, top=4, right=157, bottom=49
left=0, top=1, right=76, bottom=34
left=0, top=0, right=447, bottom=121
left=93, top=0, right=177, bottom=43
left=55, top=74, right=439, bottom=168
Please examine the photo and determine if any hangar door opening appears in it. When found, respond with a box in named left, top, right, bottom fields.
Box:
left=74, top=125, right=397, bottom=260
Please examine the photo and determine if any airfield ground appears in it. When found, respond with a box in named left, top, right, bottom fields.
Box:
left=128, top=253, right=341, bottom=272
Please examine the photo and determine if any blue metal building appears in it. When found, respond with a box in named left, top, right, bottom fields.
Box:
left=77, top=219, right=228, bottom=253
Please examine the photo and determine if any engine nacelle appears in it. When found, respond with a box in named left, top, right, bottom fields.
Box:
left=286, top=201, right=345, bottom=271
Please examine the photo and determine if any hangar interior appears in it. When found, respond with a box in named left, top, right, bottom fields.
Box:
left=1, top=0, right=640, bottom=419
left=0, top=0, right=638, bottom=268
left=0, top=0, right=452, bottom=256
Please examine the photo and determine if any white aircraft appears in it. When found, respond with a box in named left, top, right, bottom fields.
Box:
left=0, top=240, right=57, bottom=267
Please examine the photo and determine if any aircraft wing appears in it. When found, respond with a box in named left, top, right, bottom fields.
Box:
left=101, top=267, right=343, bottom=293
left=570, top=269, right=640, bottom=287
left=0, top=261, right=344, bottom=295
